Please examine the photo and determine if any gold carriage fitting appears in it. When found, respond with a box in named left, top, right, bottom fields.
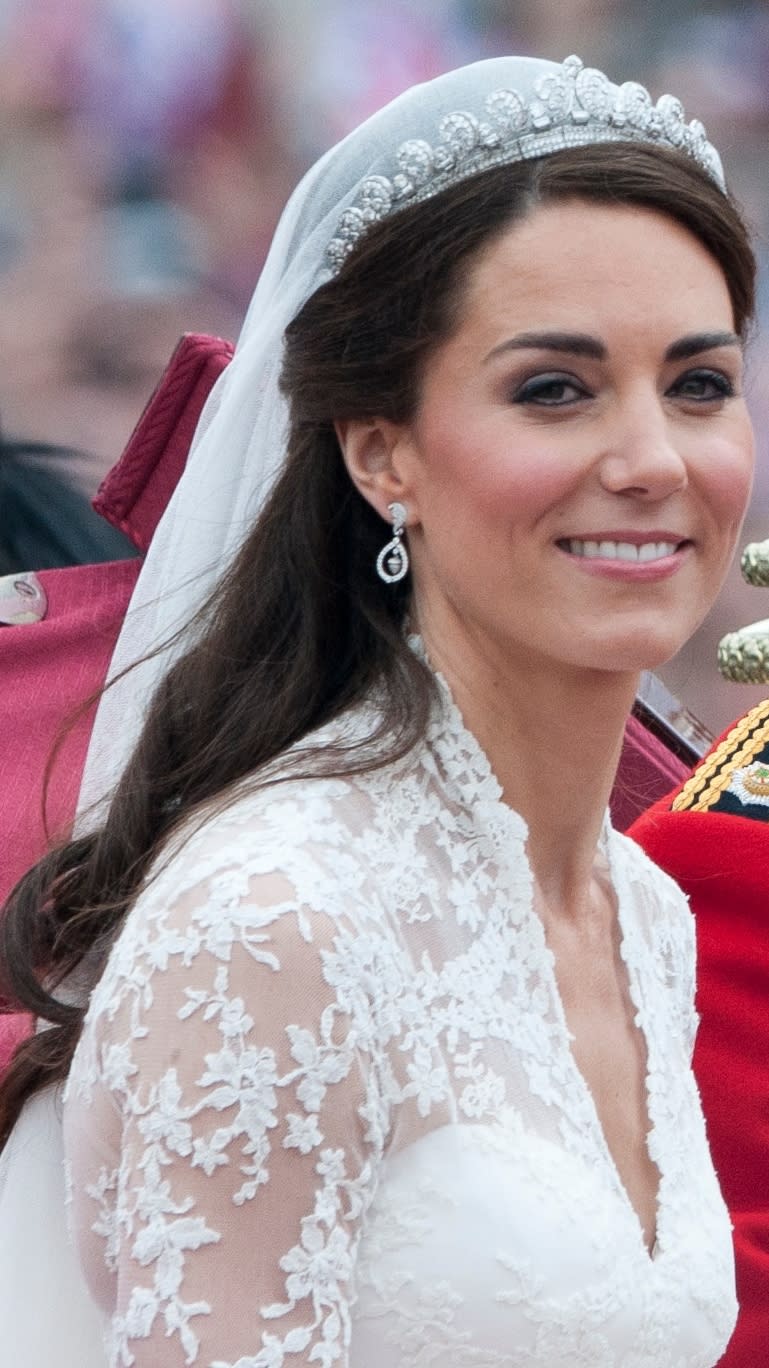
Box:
left=718, top=538, right=769, bottom=684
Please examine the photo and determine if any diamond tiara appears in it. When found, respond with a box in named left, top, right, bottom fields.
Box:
left=327, top=55, right=725, bottom=273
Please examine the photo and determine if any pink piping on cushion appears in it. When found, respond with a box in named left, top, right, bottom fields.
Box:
left=93, top=332, right=234, bottom=551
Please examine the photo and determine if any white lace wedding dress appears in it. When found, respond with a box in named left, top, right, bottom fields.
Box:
left=58, top=675, right=737, bottom=1367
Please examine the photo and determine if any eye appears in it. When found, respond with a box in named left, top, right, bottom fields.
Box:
left=669, top=368, right=736, bottom=402
left=512, top=372, right=589, bottom=406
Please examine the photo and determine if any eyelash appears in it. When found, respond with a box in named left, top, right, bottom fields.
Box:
left=671, top=368, right=735, bottom=401
left=512, top=367, right=737, bottom=407
left=512, top=374, right=585, bottom=406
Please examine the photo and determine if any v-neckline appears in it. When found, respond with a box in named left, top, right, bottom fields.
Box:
left=422, top=653, right=664, bottom=1263
left=538, top=832, right=663, bottom=1263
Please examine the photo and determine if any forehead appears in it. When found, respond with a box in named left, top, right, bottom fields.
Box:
left=450, top=199, right=734, bottom=344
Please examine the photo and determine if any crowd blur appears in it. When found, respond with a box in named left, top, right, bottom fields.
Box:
left=1, top=0, right=768, bottom=731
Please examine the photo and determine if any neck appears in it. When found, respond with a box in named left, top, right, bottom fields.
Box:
left=420, top=625, right=638, bottom=913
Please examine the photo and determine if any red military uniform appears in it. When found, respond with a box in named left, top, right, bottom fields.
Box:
left=631, top=704, right=769, bottom=1367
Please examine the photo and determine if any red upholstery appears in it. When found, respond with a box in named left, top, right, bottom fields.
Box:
left=0, top=559, right=140, bottom=1062
left=611, top=712, right=689, bottom=832
left=0, top=334, right=233, bottom=1068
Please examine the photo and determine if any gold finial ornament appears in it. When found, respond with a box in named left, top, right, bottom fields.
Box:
left=740, top=538, right=769, bottom=588
left=718, top=620, right=769, bottom=684
left=718, top=538, right=769, bottom=684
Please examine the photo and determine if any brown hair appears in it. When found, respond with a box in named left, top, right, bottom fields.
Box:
left=0, top=142, right=755, bottom=1147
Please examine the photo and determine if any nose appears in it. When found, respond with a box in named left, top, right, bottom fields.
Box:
left=598, top=395, right=688, bottom=501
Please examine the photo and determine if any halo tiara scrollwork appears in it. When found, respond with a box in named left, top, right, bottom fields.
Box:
left=326, top=55, right=725, bottom=273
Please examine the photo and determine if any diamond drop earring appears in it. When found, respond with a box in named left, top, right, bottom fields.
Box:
left=376, top=502, right=409, bottom=584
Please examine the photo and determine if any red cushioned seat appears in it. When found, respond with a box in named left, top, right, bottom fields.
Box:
left=0, top=334, right=233, bottom=1064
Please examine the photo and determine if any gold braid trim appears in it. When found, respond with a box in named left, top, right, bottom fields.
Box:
left=672, top=699, right=769, bottom=813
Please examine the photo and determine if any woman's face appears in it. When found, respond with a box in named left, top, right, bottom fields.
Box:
left=382, top=199, right=755, bottom=678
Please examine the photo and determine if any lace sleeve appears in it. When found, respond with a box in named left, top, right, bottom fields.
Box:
left=66, top=843, right=389, bottom=1368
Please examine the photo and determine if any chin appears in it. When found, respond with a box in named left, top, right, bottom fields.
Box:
left=572, top=625, right=697, bottom=675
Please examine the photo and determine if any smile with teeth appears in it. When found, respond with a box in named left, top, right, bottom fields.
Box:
left=562, top=538, right=685, bottom=563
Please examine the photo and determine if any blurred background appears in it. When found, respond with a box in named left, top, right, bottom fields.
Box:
left=1, top=0, right=768, bottom=733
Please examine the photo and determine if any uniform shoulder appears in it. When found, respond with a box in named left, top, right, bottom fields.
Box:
left=670, top=699, right=769, bottom=821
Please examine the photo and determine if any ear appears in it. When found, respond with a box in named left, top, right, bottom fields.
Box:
left=335, top=417, right=418, bottom=525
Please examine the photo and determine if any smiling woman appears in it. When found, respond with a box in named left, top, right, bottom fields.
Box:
left=0, top=54, right=757, bottom=1368
left=337, top=200, right=752, bottom=690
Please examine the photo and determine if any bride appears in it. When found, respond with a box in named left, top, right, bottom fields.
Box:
left=0, top=53, right=756, bottom=1367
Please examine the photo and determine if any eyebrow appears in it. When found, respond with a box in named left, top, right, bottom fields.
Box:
left=484, top=329, right=742, bottom=364
left=664, top=331, right=742, bottom=360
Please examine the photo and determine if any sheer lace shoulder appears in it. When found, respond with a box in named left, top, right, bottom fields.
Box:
left=66, top=784, right=392, bottom=1367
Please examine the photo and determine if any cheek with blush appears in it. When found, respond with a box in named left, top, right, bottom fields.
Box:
left=700, top=434, right=754, bottom=544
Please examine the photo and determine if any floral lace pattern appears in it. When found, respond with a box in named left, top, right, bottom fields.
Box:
left=64, top=678, right=737, bottom=1367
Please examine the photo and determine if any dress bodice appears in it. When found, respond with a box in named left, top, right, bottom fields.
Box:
left=63, top=682, right=737, bottom=1367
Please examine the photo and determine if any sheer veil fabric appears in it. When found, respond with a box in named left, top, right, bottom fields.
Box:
left=0, top=54, right=730, bottom=1366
